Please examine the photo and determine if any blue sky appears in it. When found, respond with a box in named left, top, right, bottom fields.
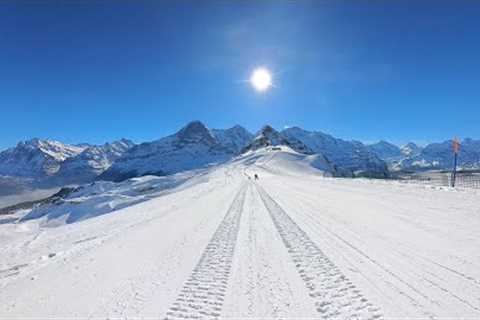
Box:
left=1, top=1, right=479, bottom=149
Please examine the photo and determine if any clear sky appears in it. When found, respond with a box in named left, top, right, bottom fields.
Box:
left=1, top=1, right=479, bottom=149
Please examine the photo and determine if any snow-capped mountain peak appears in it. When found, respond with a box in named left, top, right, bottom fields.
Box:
left=99, top=121, right=234, bottom=182
left=0, top=138, right=86, bottom=178
left=398, top=138, right=480, bottom=171
left=242, top=125, right=314, bottom=155
left=400, top=142, right=422, bottom=157
left=18, top=138, right=85, bottom=162
left=281, top=127, right=389, bottom=178
left=55, top=139, right=135, bottom=184
left=210, top=125, right=253, bottom=154
left=366, top=141, right=401, bottom=160
left=252, top=125, right=284, bottom=145
left=176, top=121, right=217, bottom=145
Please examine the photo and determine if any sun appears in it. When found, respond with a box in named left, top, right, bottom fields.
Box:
left=250, top=67, right=272, bottom=92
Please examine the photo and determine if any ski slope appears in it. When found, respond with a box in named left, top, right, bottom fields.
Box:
left=1, top=147, right=480, bottom=319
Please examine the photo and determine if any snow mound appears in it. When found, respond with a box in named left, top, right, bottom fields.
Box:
left=281, top=127, right=389, bottom=177
left=20, top=171, right=203, bottom=226
left=238, top=146, right=337, bottom=177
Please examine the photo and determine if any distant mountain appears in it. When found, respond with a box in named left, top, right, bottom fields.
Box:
left=0, top=138, right=86, bottom=178
left=0, top=138, right=134, bottom=194
left=3, top=122, right=478, bottom=191
left=281, top=127, right=389, bottom=178
left=99, top=121, right=235, bottom=182
left=366, top=138, right=480, bottom=171
left=400, top=142, right=422, bottom=157
left=399, top=138, right=480, bottom=171
left=243, top=125, right=314, bottom=155
left=55, top=139, right=135, bottom=183
left=366, top=141, right=402, bottom=160
left=210, top=125, right=253, bottom=153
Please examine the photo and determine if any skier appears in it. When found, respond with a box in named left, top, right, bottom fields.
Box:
left=254, top=174, right=259, bottom=180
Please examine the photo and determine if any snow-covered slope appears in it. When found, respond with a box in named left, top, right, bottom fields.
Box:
left=18, top=171, right=200, bottom=226
left=281, top=127, right=389, bottom=177
left=8, top=147, right=335, bottom=227
left=1, top=148, right=480, bottom=319
left=210, top=125, right=253, bottom=154
left=55, top=139, right=134, bottom=184
left=239, top=146, right=337, bottom=177
left=0, top=139, right=86, bottom=178
left=99, top=121, right=234, bottom=182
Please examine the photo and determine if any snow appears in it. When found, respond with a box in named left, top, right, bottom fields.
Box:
left=281, top=127, right=389, bottom=177
left=100, top=121, right=238, bottom=181
left=367, top=140, right=402, bottom=160
left=0, top=138, right=134, bottom=191
left=0, top=187, right=60, bottom=209
left=55, top=139, right=135, bottom=183
left=390, top=139, right=480, bottom=171
left=400, top=142, right=422, bottom=157
left=0, top=139, right=86, bottom=178
left=210, top=125, right=253, bottom=154
left=239, top=146, right=335, bottom=177
left=1, top=147, right=480, bottom=318
left=19, top=171, right=201, bottom=226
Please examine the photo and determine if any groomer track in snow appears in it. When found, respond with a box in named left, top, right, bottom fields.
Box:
left=256, top=183, right=382, bottom=319
left=165, top=183, right=247, bottom=319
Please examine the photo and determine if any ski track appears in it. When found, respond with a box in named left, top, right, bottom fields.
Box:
left=255, top=183, right=382, bottom=319
left=221, top=182, right=315, bottom=318
left=261, top=177, right=480, bottom=317
left=165, top=183, right=247, bottom=320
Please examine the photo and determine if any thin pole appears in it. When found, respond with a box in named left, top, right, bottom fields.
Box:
left=451, top=137, right=460, bottom=188
left=452, top=152, right=458, bottom=187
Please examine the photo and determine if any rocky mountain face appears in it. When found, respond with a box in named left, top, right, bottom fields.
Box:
left=399, top=138, right=480, bottom=171
left=99, top=121, right=244, bottom=182
left=55, top=139, right=135, bottom=183
left=0, top=139, right=86, bottom=178
left=281, top=127, right=389, bottom=178
left=210, top=125, right=254, bottom=153
left=366, top=141, right=402, bottom=160
left=242, top=125, right=314, bottom=155
left=367, top=139, right=480, bottom=171
left=400, top=142, right=422, bottom=157
left=0, top=138, right=134, bottom=190
left=5, top=121, right=478, bottom=189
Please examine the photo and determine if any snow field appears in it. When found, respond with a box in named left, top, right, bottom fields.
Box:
left=1, top=148, right=479, bottom=319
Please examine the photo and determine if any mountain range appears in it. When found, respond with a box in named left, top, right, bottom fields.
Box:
left=0, top=121, right=478, bottom=196
left=366, top=139, right=480, bottom=171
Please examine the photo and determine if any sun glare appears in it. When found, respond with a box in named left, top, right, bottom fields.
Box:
left=250, top=67, right=272, bottom=92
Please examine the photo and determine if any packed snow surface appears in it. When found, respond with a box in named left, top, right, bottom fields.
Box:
left=1, top=147, right=480, bottom=319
